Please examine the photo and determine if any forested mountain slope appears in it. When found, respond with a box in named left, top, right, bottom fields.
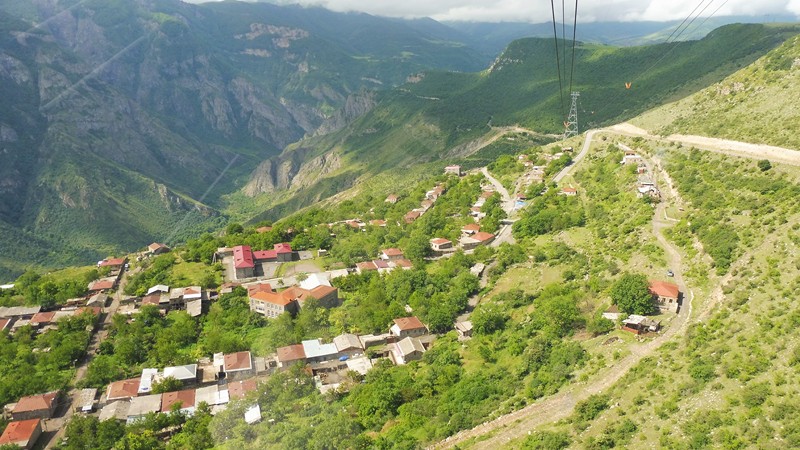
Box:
left=240, top=23, right=800, bottom=222
left=0, top=0, right=486, bottom=280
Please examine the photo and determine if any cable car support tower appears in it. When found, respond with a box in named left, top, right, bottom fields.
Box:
left=563, top=91, right=579, bottom=139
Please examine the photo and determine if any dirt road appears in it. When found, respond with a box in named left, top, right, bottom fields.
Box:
left=431, top=128, right=693, bottom=450
left=609, top=123, right=800, bottom=166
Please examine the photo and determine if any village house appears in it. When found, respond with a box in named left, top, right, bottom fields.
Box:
left=393, top=259, right=414, bottom=270
left=430, top=238, right=453, bottom=252
left=277, top=344, right=306, bottom=368
left=97, top=257, right=127, bottom=274
left=621, top=152, right=643, bottom=165
left=444, top=165, right=462, bottom=176
left=248, top=290, right=299, bottom=318
left=385, top=194, right=399, bottom=204
left=649, top=280, right=681, bottom=313
left=106, top=378, right=141, bottom=401
left=560, top=187, right=578, bottom=196
left=138, top=368, right=160, bottom=395
left=76, top=388, right=97, bottom=413
left=334, top=333, right=364, bottom=357
left=0, top=317, right=11, bottom=332
left=460, top=231, right=496, bottom=250
left=381, top=248, right=404, bottom=261
left=426, top=185, right=446, bottom=200
left=404, top=210, right=421, bottom=224
left=147, top=243, right=170, bottom=256
left=10, top=391, right=59, bottom=421
left=255, top=226, right=273, bottom=233
left=0, top=418, right=42, bottom=450
left=161, top=389, right=196, bottom=415
left=461, top=223, right=481, bottom=235
left=622, top=315, right=661, bottom=335
left=221, top=351, right=256, bottom=381
left=302, top=339, right=339, bottom=364
left=88, top=277, right=118, bottom=294
left=126, top=394, right=162, bottom=424
left=355, top=261, right=378, bottom=274
left=232, top=245, right=256, bottom=279
left=390, top=316, right=428, bottom=338
left=390, top=337, right=426, bottom=365
left=370, top=219, right=387, bottom=227
left=194, top=385, right=228, bottom=411
left=162, top=364, right=199, bottom=386
left=359, top=333, right=393, bottom=350
left=98, top=401, right=129, bottom=422
left=455, top=321, right=473, bottom=338
left=227, top=379, right=258, bottom=400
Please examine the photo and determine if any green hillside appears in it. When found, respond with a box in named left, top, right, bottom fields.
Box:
left=237, top=23, right=800, bottom=223
left=0, top=0, right=488, bottom=281
left=634, top=32, right=800, bottom=149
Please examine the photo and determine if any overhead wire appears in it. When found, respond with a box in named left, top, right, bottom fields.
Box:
left=635, top=0, right=719, bottom=83
left=568, top=0, right=579, bottom=95
left=550, top=0, right=566, bottom=118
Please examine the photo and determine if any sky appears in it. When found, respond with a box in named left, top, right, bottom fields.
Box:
left=184, top=0, right=800, bottom=23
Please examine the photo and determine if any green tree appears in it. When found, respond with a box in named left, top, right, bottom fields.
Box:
left=226, top=223, right=244, bottom=235
left=757, top=159, right=772, bottom=171
left=152, top=376, right=183, bottom=394
left=610, top=273, right=654, bottom=315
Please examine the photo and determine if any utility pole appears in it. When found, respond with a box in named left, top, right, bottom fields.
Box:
left=563, top=91, right=579, bottom=139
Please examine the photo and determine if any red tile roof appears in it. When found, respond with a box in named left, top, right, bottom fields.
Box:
left=89, top=279, right=115, bottom=291
left=253, top=250, right=278, bottom=260
left=106, top=378, right=140, bottom=400
left=562, top=187, right=577, bottom=193
left=473, top=232, right=496, bottom=242
left=356, top=261, right=377, bottom=271
left=13, top=392, right=58, bottom=413
left=310, top=285, right=337, bottom=299
left=393, top=316, right=425, bottom=331
left=649, top=281, right=680, bottom=299
left=250, top=291, right=296, bottom=307
left=382, top=248, right=404, bottom=257
left=30, top=311, right=55, bottom=324
left=0, top=419, right=40, bottom=446
left=256, top=226, right=273, bottom=233
left=277, top=344, right=306, bottom=363
left=233, top=246, right=255, bottom=269
left=373, top=259, right=390, bottom=269
left=76, top=306, right=102, bottom=316
left=462, top=223, right=481, bottom=232
left=227, top=379, right=258, bottom=400
left=161, top=389, right=196, bottom=412
left=431, top=238, right=451, bottom=245
left=394, top=259, right=413, bottom=269
left=274, top=243, right=292, bottom=254
left=370, top=219, right=387, bottom=226
left=99, top=258, right=126, bottom=267
left=141, top=293, right=161, bottom=306
left=247, top=283, right=274, bottom=296
left=224, top=351, right=252, bottom=372
left=0, top=318, right=10, bottom=331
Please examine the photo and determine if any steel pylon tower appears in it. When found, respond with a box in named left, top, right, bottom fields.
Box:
left=563, top=91, right=579, bottom=139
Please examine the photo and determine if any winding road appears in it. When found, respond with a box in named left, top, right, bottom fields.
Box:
left=431, top=127, right=694, bottom=450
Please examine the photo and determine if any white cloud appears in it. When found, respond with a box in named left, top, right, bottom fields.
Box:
left=183, top=0, right=800, bottom=22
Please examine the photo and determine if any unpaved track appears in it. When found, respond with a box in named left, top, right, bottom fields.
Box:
left=432, top=128, right=694, bottom=450
left=609, top=123, right=800, bottom=166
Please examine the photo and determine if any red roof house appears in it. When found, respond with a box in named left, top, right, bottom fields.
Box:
left=0, top=418, right=42, bottom=449
left=390, top=316, right=428, bottom=338
left=277, top=344, right=306, bottom=367
left=232, top=246, right=255, bottom=269
left=223, top=351, right=255, bottom=380
left=649, top=280, right=681, bottom=313
left=227, top=378, right=258, bottom=400
left=106, top=378, right=140, bottom=401
left=11, top=391, right=59, bottom=420
left=161, top=389, right=196, bottom=413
